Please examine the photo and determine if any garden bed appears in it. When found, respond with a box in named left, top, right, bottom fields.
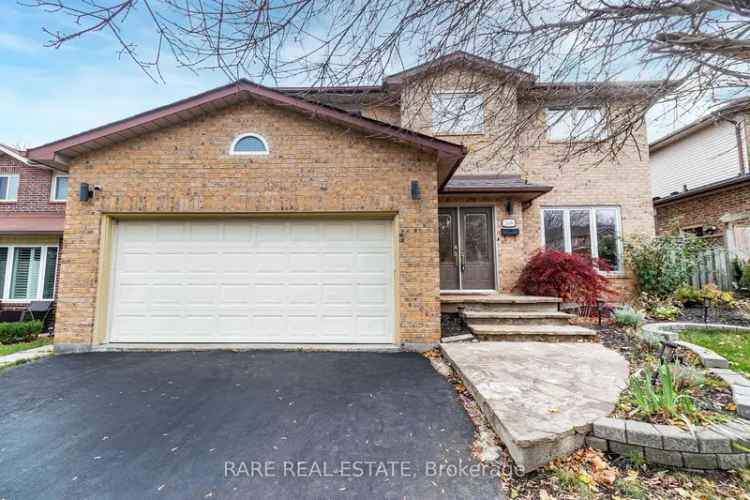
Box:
left=599, top=328, right=735, bottom=426
left=679, top=305, right=750, bottom=327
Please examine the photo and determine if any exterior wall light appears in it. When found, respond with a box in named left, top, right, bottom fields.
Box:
left=410, top=180, right=421, bottom=200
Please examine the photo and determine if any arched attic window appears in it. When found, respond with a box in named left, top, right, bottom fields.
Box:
left=230, top=133, right=269, bottom=155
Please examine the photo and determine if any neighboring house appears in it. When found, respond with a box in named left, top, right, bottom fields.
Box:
left=0, top=144, right=67, bottom=313
left=24, top=52, right=656, bottom=350
left=650, top=99, right=750, bottom=259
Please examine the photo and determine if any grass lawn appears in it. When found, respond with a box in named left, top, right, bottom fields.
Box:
left=680, top=328, right=750, bottom=377
left=0, top=337, right=53, bottom=357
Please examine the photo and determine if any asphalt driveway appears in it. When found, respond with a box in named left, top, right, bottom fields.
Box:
left=0, top=351, right=502, bottom=499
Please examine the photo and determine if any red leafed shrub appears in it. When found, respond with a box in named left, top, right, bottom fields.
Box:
left=515, top=249, right=612, bottom=305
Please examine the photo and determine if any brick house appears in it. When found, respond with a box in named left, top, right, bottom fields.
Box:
left=0, top=144, right=67, bottom=315
left=24, top=52, right=657, bottom=350
left=650, top=98, right=750, bottom=259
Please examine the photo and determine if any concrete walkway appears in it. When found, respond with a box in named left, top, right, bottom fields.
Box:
left=442, top=342, right=628, bottom=473
left=0, top=345, right=54, bottom=367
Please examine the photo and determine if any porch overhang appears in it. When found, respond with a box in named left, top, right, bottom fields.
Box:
left=439, top=175, right=552, bottom=202
left=0, top=214, right=65, bottom=235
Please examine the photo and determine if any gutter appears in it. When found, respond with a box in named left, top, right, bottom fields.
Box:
left=653, top=174, right=750, bottom=207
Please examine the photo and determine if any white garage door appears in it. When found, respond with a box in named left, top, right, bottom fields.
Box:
left=108, top=219, right=394, bottom=343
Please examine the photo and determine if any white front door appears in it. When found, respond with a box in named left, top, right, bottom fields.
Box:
left=108, top=218, right=394, bottom=343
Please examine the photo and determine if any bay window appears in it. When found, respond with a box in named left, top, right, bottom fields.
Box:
left=0, top=246, right=58, bottom=300
left=541, top=207, right=622, bottom=273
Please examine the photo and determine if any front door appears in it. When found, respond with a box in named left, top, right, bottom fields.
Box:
left=438, top=207, right=496, bottom=290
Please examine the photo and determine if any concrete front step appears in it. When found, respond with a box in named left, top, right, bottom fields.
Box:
left=441, top=293, right=561, bottom=314
left=462, top=302, right=560, bottom=313
left=469, top=324, right=596, bottom=342
left=440, top=294, right=560, bottom=304
left=461, top=310, right=575, bottom=326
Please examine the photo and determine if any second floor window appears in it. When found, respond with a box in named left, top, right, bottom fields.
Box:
left=51, top=175, right=69, bottom=202
left=432, top=93, right=484, bottom=134
left=0, top=174, right=19, bottom=201
left=546, top=107, right=604, bottom=141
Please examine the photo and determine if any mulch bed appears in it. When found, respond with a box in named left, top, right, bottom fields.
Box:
left=679, top=305, right=750, bottom=327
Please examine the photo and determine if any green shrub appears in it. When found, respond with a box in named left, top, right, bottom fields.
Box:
left=674, top=284, right=737, bottom=308
left=638, top=329, right=663, bottom=349
left=674, top=286, right=702, bottom=304
left=649, top=304, right=681, bottom=321
left=669, top=363, right=706, bottom=391
left=0, top=321, right=44, bottom=345
left=628, top=364, right=696, bottom=420
left=613, top=305, right=646, bottom=328
left=741, top=261, right=750, bottom=290
left=625, top=235, right=705, bottom=298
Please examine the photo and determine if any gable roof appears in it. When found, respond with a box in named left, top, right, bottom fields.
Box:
left=650, top=97, right=750, bottom=153
left=0, top=143, right=65, bottom=172
left=26, top=79, right=467, bottom=189
left=0, top=143, right=33, bottom=166
left=384, top=51, right=536, bottom=86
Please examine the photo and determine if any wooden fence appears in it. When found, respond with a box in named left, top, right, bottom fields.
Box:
left=690, top=247, right=735, bottom=290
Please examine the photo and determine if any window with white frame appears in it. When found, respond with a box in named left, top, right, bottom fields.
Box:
left=541, top=207, right=623, bottom=272
left=546, top=107, right=604, bottom=140
left=431, top=93, right=484, bottom=134
left=0, top=174, right=19, bottom=201
left=0, top=246, right=58, bottom=300
left=230, top=133, right=269, bottom=155
left=51, top=175, right=69, bottom=202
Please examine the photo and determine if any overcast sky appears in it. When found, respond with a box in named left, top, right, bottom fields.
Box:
left=1, top=2, right=698, bottom=149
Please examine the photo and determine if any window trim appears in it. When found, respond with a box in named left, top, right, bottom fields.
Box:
left=0, top=173, right=20, bottom=202
left=229, top=133, right=270, bottom=156
left=540, top=206, right=624, bottom=275
left=431, top=91, right=485, bottom=135
left=545, top=106, right=605, bottom=142
left=0, top=245, right=59, bottom=302
left=50, top=174, right=69, bottom=202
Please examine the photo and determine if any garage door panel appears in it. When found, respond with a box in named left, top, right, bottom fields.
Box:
left=288, top=253, right=322, bottom=272
left=322, top=284, right=354, bottom=304
left=357, top=285, right=387, bottom=304
left=109, top=219, right=394, bottom=343
left=253, top=284, right=286, bottom=304
left=357, top=253, right=389, bottom=272
left=221, top=221, right=254, bottom=242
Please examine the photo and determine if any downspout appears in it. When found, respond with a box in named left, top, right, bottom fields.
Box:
left=722, top=115, right=747, bottom=175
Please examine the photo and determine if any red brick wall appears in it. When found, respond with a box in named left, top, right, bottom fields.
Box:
left=654, top=183, right=750, bottom=242
left=0, top=153, right=66, bottom=214
left=0, top=154, right=66, bottom=324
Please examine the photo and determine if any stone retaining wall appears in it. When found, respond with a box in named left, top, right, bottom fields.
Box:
left=642, top=322, right=750, bottom=342
left=588, top=417, right=750, bottom=470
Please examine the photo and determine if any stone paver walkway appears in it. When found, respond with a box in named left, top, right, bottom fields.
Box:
left=442, top=342, right=628, bottom=472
